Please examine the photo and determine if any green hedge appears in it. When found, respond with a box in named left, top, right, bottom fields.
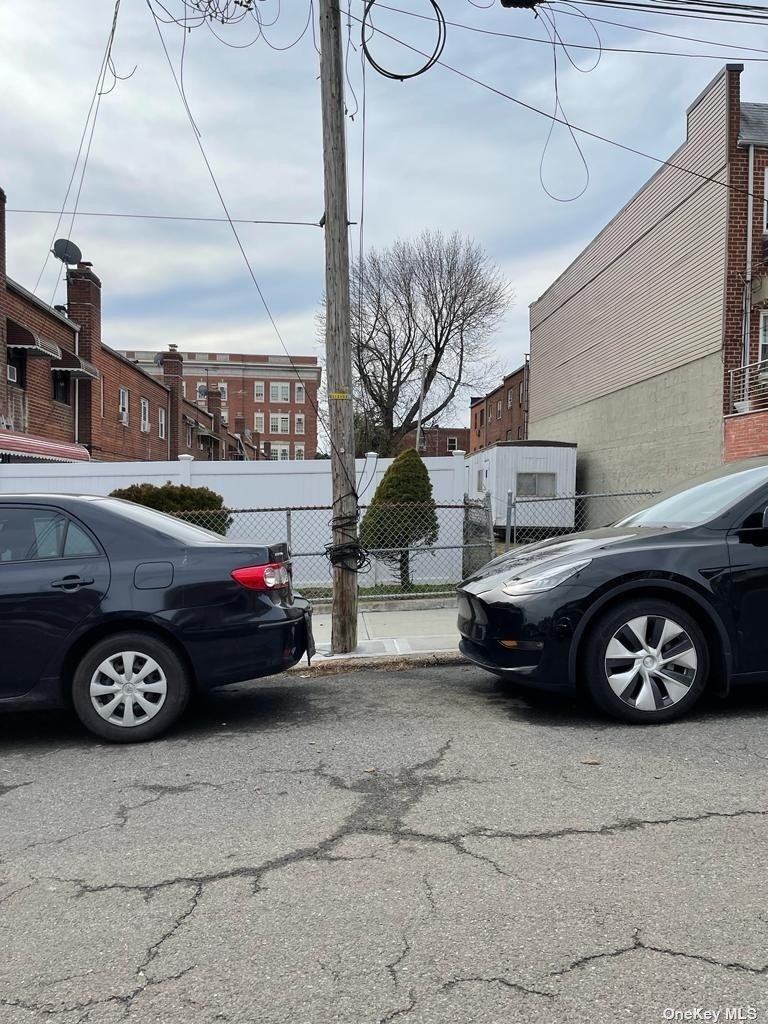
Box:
left=109, top=482, right=232, bottom=536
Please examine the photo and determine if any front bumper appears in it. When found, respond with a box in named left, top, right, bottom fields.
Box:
left=457, top=589, right=574, bottom=691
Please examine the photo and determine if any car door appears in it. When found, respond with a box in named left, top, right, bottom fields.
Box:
left=0, top=505, right=111, bottom=699
left=725, top=491, right=768, bottom=679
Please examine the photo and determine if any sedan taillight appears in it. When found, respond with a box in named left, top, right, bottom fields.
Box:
left=231, top=563, right=290, bottom=590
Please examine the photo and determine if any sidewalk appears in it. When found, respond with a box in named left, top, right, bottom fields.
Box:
left=310, top=604, right=461, bottom=662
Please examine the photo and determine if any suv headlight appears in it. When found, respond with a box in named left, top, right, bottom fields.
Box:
left=502, top=559, right=591, bottom=596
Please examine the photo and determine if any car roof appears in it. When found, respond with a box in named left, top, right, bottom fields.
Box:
left=0, top=494, right=108, bottom=503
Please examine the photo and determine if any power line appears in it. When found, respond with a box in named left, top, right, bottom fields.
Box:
left=359, top=0, right=768, bottom=60
left=343, top=5, right=762, bottom=206
left=9, top=209, right=324, bottom=227
left=33, top=0, right=125, bottom=297
left=146, top=0, right=359, bottom=495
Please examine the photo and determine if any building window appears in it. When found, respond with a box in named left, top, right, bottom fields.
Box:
left=270, top=414, right=290, bottom=434
left=516, top=472, right=556, bottom=498
left=181, top=382, right=187, bottom=398
left=295, top=444, right=305, bottom=460
left=295, top=383, right=305, bottom=403
left=517, top=425, right=523, bottom=439
left=496, top=399, right=502, bottom=419
left=447, top=436, right=457, bottom=451
left=119, top=387, right=130, bottom=423
left=295, top=413, right=305, bottom=434
left=760, top=311, right=768, bottom=366
left=254, top=412, right=265, bottom=433
left=52, top=373, right=70, bottom=405
left=270, top=382, right=290, bottom=402
left=269, top=443, right=290, bottom=461
left=159, top=407, right=166, bottom=440
left=507, top=389, right=513, bottom=408
left=7, top=351, right=26, bottom=389
left=254, top=381, right=264, bottom=402
left=140, top=398, right=150, bottom=433
left=479, top=409, right=485, bottom=427
left=218, top=383, right=228, bottom=403
left=519, top=382, right=523, bottom=405
left=186, top=425, right=193, bottom=448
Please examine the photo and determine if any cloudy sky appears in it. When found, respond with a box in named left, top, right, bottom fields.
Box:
left=2, top=0, right=768, bottom=424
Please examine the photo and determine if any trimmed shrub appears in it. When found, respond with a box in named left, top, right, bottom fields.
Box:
left=359, top=449, right=438, bottom=589
left=109, top=482, right=232, bottom=536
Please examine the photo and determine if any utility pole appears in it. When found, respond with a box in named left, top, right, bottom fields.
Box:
left=414, top=353, right=429, bottom=453
left=318, top=0, right=358, bottom=653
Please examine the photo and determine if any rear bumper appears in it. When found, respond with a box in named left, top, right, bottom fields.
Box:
left=189, top=599, right=314, bottom=689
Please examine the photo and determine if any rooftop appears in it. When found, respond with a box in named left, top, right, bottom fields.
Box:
left=740, top=102, right=768, bottom=145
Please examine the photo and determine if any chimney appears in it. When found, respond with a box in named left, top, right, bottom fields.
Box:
left=162, top=344, right=184, bottom=459
left=0, top=187, right=6, bottom=290
left=205, top=385, right=223, bottom=459
left=234, top=413, right=245, bottom=436
left=66, top=260, right=102, bottom=451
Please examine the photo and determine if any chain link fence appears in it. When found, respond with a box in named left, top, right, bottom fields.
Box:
left=184, top=498, right=494, bottom=601
left=494, top=490, right=659, bottom=551
left=181, top=490, right=659, bottom=598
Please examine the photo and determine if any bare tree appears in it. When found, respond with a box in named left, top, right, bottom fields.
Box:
left=348, top=230, right=511, bottom=455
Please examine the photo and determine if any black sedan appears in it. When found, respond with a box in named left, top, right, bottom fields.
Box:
left=0, top=495, right=314, bottom=741
left=459, top=457, right=768, bottom=723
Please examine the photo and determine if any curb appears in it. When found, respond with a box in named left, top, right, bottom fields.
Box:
left=309, top=596, right=458, bottom=614
left=287, top=650, right=465, bottom=677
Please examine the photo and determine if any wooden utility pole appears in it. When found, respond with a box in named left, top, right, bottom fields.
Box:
left=318, top=0, right=358, bottom=653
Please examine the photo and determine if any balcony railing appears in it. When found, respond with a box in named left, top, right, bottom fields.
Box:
left=728, top=360, right=768, bottom=414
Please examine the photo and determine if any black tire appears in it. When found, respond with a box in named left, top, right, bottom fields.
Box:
left=583, top=599, right=709, bottom=724
left=72, top=632, right=191, bottom=743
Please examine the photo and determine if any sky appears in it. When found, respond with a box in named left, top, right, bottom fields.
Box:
left=2, top=0, right=768, bottom=427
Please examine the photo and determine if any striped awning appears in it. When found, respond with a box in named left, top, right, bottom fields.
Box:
left=7, top=321, right=62, bottom=359
left=0, top=431, right=90, bottom=462
left=51, top=348, right=100, bottom=380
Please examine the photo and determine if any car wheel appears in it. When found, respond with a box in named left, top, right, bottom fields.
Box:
left=71, top=632, right=191, bottom=743
left=583, top=599, right=709, bottom=724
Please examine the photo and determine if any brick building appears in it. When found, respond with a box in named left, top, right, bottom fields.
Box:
left=469, top=362, right=528, bottom=454
left=123, top=350, right=322, bottom=461
left=399, top=426, right=470, bottom=456
left=527, top=65, right=768, bottom=491
left=0, top=187, right=252, bottom=462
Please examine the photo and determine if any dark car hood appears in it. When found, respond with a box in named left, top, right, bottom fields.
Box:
left=462, top=525, right=676, bottom=588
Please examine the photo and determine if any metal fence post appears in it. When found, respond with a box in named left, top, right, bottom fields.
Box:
left=504, top=490, right=513, bottom=552
left=483, top=491, right=493, bottom=561
left=286, top=508, right=292, bottom=554
left=512, top=496, right=517, bottom=547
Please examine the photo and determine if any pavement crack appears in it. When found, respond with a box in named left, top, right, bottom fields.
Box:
left=386, top=936, right=411, bottom=990
left=0, top=781, right=32, bottom=798
left=442, top=975, right=554, bottom=999
left=377, top=986, right=417, bottom=1024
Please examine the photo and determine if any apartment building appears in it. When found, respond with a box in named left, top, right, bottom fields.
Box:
left=124, top=350, right=322, bottom=460
left=528, top=64, right=768, bottom=491
left=469, top=362, right=528, bottom=453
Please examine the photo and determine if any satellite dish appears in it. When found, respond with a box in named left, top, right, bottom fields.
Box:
left=52, top=238, right=82, bottom=266
left=153, top=353, right=165, bottom=368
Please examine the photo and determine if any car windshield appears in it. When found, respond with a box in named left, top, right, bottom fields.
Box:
left=616, top=462, right=768, bottom=528
left=97, top=498, right=227, bottom=544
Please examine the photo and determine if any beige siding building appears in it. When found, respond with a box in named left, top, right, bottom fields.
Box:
left=528, top=66, right=738, bottom=492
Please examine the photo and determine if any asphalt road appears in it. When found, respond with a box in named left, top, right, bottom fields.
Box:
left=1, top=665, right=768, bottom=1024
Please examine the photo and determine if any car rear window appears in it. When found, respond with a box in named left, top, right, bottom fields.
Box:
left=97, top=499, right=228, bottom=544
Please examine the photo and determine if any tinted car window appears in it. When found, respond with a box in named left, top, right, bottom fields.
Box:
left=618, top=464, right=768, bottom=528
left=96, top=498, right=226, bottom=544
left=0, top=509, right=99, bottom=561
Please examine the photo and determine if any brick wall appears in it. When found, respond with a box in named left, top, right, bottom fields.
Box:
left=469, top=365, right=527, bottom=452
left=400, top=426, right=470, bottom=456
left=0, top=189, right=7, bottom=418
left=4, top=288, right=77, bottom=442
left=725, top=410, right=768, bottom=460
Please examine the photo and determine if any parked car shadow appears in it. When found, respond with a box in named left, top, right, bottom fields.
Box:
left=476, top=675, right=768, bottom=729
left=0, top=678, right=328, bottom=751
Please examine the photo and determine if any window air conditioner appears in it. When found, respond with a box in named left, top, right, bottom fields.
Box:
left=119, top=411, right=129, bottom=426
left=6, top=365, right=18, bottom=384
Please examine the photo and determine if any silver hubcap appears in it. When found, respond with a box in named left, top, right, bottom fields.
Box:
left=604, top=615, right=698, bottom=712
left=89, top=651, right=168, bottom=728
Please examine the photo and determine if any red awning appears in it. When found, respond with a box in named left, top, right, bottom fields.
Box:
left=0, top=431, right=90, bottom=462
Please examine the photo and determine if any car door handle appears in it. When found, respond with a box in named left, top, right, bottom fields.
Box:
left=50, top=575, right=94, bottom=592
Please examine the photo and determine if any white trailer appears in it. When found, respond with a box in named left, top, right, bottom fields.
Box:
left=465, top=441, right=578, bottom=536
